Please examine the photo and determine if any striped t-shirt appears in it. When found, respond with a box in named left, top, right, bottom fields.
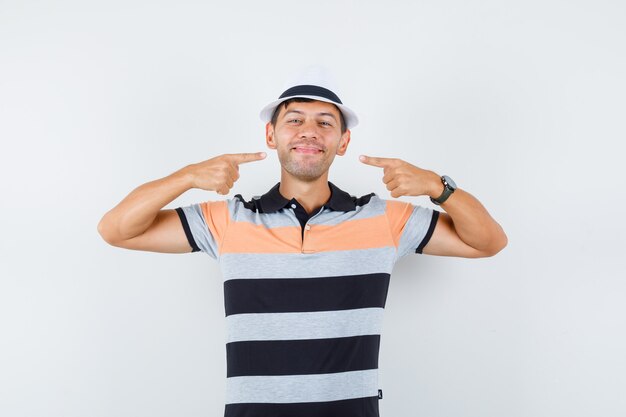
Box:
left=175, top=181, right=439, bottom=417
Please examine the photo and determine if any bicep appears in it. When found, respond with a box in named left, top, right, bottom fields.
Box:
left=108, top=209, right=193, bottom=254
left=421, top=212, right=492, bottom=258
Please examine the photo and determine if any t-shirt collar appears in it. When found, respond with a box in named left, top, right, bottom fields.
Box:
left=257, top=181, right=357, bottom=213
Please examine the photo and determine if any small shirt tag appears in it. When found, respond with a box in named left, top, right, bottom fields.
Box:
left=378, top=389, right=383, bottom=399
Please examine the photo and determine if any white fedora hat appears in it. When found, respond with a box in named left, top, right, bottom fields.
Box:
left=259, top=65, right=359, bottom=129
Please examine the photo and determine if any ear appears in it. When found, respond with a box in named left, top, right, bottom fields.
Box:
left=336, top=129, right=351, bottom=156
left=265, top=122, right=276, bottom=149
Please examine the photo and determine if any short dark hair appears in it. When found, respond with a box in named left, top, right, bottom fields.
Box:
left=270, top=97, right=347, bottom=134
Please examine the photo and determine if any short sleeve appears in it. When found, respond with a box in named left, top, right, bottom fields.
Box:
left=385, top=200, right=440, bottom=259
left=174, top=200, right=230, bottom=259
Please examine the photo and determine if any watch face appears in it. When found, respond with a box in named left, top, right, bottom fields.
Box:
left=443, top=175, right=457, bottom=190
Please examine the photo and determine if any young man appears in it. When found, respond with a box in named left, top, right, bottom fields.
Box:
left=98, top=67, right=507, bottom=417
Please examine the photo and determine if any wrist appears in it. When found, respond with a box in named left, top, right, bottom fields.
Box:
left=174, top=165, right=197, bottom=189
left=429, top=174, right=458, bottom=206
left=426, top=171, right=443, bottom=199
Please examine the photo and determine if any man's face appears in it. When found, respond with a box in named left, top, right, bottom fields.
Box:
left=266, top=100, right=351, bottom=182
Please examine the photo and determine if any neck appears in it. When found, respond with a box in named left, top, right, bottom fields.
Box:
left=278, top=169, right=331, bottom=215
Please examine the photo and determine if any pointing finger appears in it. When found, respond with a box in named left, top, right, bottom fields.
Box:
left=359, top=155, right=394, bottom=168
left=229, top=152, right=267, bottom=165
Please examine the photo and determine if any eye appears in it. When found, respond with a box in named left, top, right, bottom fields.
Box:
left=320, top=121, right=332, bottom=126
left=287, top=119, right=301, bottom=123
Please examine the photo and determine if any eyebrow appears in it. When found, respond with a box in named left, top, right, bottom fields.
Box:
left=283, top=109, right=337, bottom=121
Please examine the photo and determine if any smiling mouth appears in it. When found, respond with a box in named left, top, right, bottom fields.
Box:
left=292, top=147, right=324, bottom=154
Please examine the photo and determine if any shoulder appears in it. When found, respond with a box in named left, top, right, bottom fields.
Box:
left=365, top=194, right=414, bottom=212
left=231, top=193, right=261, bottom=212
left=351, top=192, right=378, bottom=208
left=343, top=192, right=388, bottom=217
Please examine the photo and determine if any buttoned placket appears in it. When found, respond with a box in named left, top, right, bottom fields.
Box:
left=288, top=199, right=325, bottom=253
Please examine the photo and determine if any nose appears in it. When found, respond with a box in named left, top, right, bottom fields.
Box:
left=297, top=118, right=320, bottom=139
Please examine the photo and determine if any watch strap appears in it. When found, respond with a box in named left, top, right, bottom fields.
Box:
left=430, top=176, right=455, bottom=205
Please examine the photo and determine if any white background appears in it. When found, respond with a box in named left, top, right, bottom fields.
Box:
left=1, top=1, right=625, bottom=416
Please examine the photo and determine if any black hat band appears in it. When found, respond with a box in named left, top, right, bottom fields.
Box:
left=278, top=85, right=343, bottom=104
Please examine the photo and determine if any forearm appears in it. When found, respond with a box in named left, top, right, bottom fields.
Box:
left=98, top=166, right=195, bottom=242
left=427, top=173, right=507, bottom=253
left=357, top=155, right=507, bottom=255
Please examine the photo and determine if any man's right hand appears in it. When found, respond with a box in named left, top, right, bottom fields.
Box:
left=186, top=152, right=267, bottom=195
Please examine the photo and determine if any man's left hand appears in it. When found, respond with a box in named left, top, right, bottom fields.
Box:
left=359, top=155, right=441, bottom=198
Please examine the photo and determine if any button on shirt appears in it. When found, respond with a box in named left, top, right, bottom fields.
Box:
left=286, top=198, right=325, bottom=240
left=175, top=181, right=439, bottom=417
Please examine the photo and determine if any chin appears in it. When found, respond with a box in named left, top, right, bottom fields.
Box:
left=288, top=169, right=324, bottom=181
left=282, top=165, right=326, bottom=181
left=279, top=153, right=331, bottom=177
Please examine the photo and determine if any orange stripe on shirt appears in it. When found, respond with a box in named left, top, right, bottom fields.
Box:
left=304, top=214, right=394, bottom=253
left=221, top=213, right=394, bottom=254
left=222, top=222, right=302, bottom=254
left=200, top=200, right=230, bottom=254
left=385, top=200, right=414, bottom=249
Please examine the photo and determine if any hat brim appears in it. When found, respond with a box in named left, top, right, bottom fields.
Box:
left=259, top=95, right=359, bottom=129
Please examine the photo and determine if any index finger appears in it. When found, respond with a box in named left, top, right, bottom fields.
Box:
left=359, top=155, right=395, bottom=168
left=228, top=152, right=267, bottom=164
